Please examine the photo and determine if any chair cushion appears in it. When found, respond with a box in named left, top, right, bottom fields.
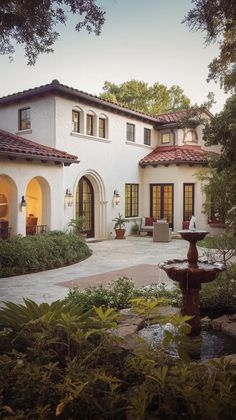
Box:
left=145, top=217, right=154, bottom=226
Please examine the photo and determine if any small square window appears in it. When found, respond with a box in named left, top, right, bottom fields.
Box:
left=72, top=110, right=80, bottom=133
left=99, top=118, right=106, bottom=138
left=161, top=132, right=171, bottom=144
left=144, top=128, right=151, bottom=145
left=86, top=114, right=94, bottom=136
left=127, top=123, right=135, bottom=142
left=19, top=108, right=31, bottom=130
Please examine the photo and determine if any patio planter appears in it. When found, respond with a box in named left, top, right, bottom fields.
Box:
left=115, top=228, right=126, bottom=239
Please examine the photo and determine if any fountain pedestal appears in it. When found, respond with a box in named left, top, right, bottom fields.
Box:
left=159, top=230, right=225, bottom=336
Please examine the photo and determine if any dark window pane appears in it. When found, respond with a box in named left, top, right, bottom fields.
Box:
left=19, top=108, right=31, bottom=130
left=126, top=123, right=135, bottom=142
left=99, top=118, right=106, bottom=138
left=144, top=128, right=151, bottom=145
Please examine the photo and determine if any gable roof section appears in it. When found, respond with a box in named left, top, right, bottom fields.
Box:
left=0, top=129, right=79, bottom=166
left=139, top=145, right=208, bottom=167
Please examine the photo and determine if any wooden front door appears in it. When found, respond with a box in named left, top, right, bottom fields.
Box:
left=76, top=176, right=94, bottom=238
left=150, top=184, right=174, bottom=229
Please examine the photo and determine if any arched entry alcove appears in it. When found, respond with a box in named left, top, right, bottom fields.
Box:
left=75, top=170, right=107, bottom=239
left=26, top=176, right=51, bottom=234
left=0, top=174, right=18, bottom=237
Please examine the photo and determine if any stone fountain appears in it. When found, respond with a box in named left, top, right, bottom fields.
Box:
left=159, top=217, right=225, bottom=335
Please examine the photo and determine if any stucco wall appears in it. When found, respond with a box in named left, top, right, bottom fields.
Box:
left=0, top=158, right=64, bottom=236
left=0, top=97, right=56, bottom=148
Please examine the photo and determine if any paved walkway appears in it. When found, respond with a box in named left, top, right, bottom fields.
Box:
left=0, top=236, right=195, bottom=306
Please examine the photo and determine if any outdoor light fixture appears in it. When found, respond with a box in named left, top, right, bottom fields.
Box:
left=65, top=189, right=73, bottom=207
left=113, top=190, right=120, bottom=206
left=20, top=195, right=27, bottom=212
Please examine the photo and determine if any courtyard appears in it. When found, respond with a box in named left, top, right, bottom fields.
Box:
left=0, top=236, right=190, bottom=305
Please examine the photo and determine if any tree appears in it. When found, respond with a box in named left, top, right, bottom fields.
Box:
left=0, top=0, right=105, bottom=65
left=197, top=96, right=236, bottom=231
left=100, top=80, right=191, bottom=115
left=184, top=0, right=236, bottom=92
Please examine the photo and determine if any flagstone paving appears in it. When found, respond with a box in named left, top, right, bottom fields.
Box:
left=0, top=236, right=196, bottom=306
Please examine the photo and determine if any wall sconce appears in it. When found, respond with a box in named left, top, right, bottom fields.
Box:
left=65, top=189, right=73, bottom=207
left=113, top=190, right=120, bottom=206
left=20, top=195, right=27, bottom=212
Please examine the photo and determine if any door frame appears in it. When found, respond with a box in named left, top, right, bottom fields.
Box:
left=150, top=183, right=174, bottom=230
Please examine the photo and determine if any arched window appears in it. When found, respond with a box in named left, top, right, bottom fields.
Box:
left=72, top=106, right=84, bottom=133
left=184, top=129, right=198, bottom=143
left=86, top=110, right=97, bottom=136
left=98, top=113, right=109, bottom=138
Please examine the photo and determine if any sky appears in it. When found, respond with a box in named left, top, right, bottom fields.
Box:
left=0, top=0, right=229, bottom=114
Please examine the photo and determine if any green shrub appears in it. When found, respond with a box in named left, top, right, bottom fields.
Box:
left=0, top=299, right=236, bottom=419
left=200, top=263, right=236, bottom=317
left=66, top=277, right=181, bottom=311
left=0, top=231, right=92, bottom=277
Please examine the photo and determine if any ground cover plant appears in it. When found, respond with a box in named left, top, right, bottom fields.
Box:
left=66, top=265, right=236, bottom=319
left=0, top=231, right=92, bottom=277
left=1, top=299, right=236, bottom=419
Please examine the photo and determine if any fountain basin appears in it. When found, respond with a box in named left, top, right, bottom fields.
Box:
left=159, top=259, right=225, bottom=288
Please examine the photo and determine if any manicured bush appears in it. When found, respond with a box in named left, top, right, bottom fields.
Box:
left=0, top=299, right=236, bottom=419
left=0, top=231, right=92, bottom=277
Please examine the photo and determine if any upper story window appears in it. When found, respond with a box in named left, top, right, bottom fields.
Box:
left=99, top=118, right=106, bottom=138
left=161, top=131, right=171, bottom=144
left=19, top=107, right=31, bottom=130
left=144, top=128, right=151, bottom=145
left=184, top=129, right=198, bottom=143
left=72, top=110, right=80, bottom=133
left=127, top=123, right=135, bottom=142
left=86, top=114, right=94, bottom=136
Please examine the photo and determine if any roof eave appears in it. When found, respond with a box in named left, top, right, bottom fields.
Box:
left=0, top=150, right=79, bottom=165
left=139, top=160, right=208, bottom=167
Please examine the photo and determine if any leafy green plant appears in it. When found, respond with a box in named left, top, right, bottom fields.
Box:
left=1, top=298, right=236, bottom=419
left=0, top=231, right=92, bottom=277
left=200, top=263, right=236, bottom=317
left=68, top=216, right=86, bottom=236
left=131, top=221, right=140, bottom=235
left=112, top=213, right=128, bottom=230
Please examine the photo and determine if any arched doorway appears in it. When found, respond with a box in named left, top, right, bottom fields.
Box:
left=0, top=175, right=17, bottom=238
left=76, top=176, right=94, bottom=238
left=26, top=177, right=51, bottom=235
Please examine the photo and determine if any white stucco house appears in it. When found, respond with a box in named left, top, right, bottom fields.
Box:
left=0, top=79, right=221, bottom=240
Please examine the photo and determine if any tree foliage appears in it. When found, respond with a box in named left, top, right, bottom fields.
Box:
left=0, top=0, right=105, bottom=65
left=184, top=0, right=236, bottom=92
left=100, top=80, right=191, bottom=115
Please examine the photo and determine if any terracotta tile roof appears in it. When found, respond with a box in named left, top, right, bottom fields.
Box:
left=139, top=145, right=208, bottom=167
left=0, top=129, right=79, bottom=165
left=155, top=110, right=190, bottom=123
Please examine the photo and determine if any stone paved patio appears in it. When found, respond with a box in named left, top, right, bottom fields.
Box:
left=0, top=236, right=193, bottom=305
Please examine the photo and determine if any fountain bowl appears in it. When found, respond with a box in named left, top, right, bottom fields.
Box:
left=159, top=259, right=226, bottom=288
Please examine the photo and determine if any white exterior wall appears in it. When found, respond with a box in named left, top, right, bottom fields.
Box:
left=54, top=97, right=157, bottom=237
left=0, top=97, right=56, bottom=148
left=0, top=158, right=64, bottom=235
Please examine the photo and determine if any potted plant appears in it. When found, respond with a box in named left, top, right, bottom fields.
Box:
left=113, top=213, right=128, bottom=239
left=68, top=216, right=87, bottom=239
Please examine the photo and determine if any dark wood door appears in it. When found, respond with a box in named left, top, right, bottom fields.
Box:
left=150, top=184, right=174, bottom=229
left=76, top=176, right=94, bottom=238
